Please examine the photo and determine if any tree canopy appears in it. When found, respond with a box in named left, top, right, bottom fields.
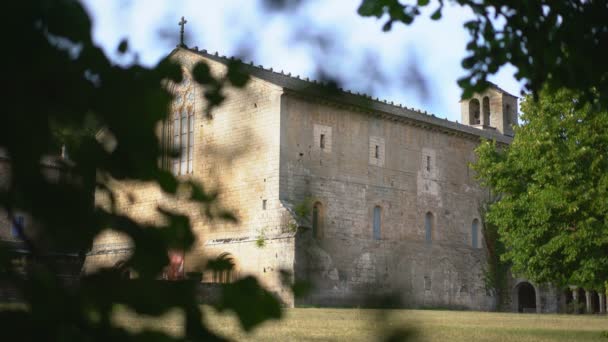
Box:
left=358, top=0, right=608, bottom=106
left=472, top=88, right=608, bottom=290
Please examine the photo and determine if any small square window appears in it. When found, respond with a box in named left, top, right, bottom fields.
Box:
left=320, top=134, right=325, bottom=149
left=262, top=199, right=267, bottom=210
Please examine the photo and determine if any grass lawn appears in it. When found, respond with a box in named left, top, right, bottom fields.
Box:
left=114, top=307, right=608, bottom=341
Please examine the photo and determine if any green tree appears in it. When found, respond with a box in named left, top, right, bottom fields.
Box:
left=358, top=0, right=608, bottom=105
left=478, top=196, right=510, bottom=310
left=472, top=88, right=608, bottom=290
left=0, top=1, right=283, bottom=340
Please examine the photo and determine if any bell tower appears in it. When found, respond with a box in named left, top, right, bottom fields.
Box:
left=460, top=84, right=518, bottom=136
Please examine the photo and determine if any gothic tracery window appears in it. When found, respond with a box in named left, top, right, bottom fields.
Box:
left=165, top=87, right=195, bottom=176
left=171, top=108, right=194, bottom=175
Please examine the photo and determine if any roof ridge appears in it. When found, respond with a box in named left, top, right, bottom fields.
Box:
left=487, top=81, right=519, bottom=98
left=186, top=47, right=443, bottom=118
left=178, top=47, right=511, bottom=143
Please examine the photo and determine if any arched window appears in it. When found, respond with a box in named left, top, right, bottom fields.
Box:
left=373, top=206, right=381, bottom=240
left=425, top=212, right=433, bottom=244
left=472, top=219, right=480, bottom=248
left=312, top=202, right=324, bottom=239
left=468, top=99, right=481, bottom=125
left=482, top=96, right=490, bottom=125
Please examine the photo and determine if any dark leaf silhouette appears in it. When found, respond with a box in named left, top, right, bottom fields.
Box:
left=216, top=276, right=282, bottom=332
left=0, top=1, right=287, bottom=340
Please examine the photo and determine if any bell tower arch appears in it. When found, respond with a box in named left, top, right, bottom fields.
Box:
left=460, top=83, right=518, bottom=136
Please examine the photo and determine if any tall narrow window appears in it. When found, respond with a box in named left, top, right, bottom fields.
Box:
left=373, top=206, right=381, bottom=240
left=482, top=96, right=490, bottom=125
left=425, top=212, right=433, bottom=244
left=469, top=98, right=481, bottom=125
left=171, top=109, right=195, bottom=175
left=172, top=113, right=180, bottom=174
left=11, top=215, right=24, bottom=238
left=188, top=111, right=194, bottom=173
left=426, top=156, right=431, bottom=172
left=320, top=134, right=325, bottom=149
left=312, top=202, right=323, bottom=239
left=374, top=145, right=379, bottom=159
left=472, top=219, right=479, bottom=248
left=180, top=110, right=187, bottom=174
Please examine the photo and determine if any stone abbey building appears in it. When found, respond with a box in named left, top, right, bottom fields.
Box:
left=77, top=46, right=602, bottom=313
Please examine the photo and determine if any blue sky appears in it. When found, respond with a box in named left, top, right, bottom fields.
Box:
left=81, top=0, right=523, bottom=122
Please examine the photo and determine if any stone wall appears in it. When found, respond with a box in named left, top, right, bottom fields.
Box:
left=280, top=93, right=495, bottom=310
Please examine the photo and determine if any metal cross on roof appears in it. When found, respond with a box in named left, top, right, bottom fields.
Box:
left=178, top=16, right=187, bottom=47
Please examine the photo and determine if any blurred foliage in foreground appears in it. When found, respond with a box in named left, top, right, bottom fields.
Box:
left=0, top=1, right=290, bottom=340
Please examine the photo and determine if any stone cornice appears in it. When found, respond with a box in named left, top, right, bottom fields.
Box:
left=283, top=89, right=512, bottom=145
left=172, top=47, right=512, bottom=146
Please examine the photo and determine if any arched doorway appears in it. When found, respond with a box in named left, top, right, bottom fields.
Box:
left=563, top=288, right=574, bottom=313
left=590, top=291, right=600, bottom=313
left=576, top=288, right=585, bottom=313
left=516, top=282, right=537, bottom=313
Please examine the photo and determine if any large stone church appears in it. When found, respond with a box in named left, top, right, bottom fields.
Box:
left=78, top=46, right=566, bottom=312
